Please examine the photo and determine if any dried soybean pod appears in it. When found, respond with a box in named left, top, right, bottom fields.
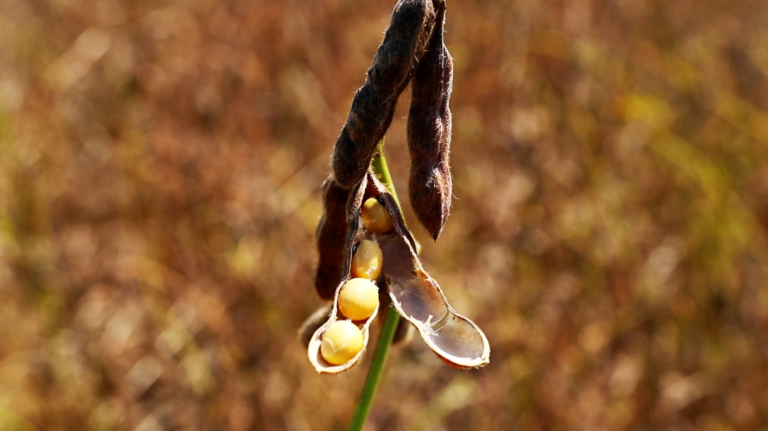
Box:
left=332, top=0, right=437, bottom=189
left=407, top=1, right=453, bottom=240
left=367, top=173, right=490, bottom=368
left=307, top=171, right=488, bottom=372
left=315, top=177, right=352, bottom=300
left=308, top=175, right=381, bottom=374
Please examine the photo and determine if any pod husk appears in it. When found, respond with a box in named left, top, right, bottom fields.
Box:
left=308, top=172, right=489, bottom=372
left=368, top=174, right=490, bottom=368
left=315, top=177, right=353, bottom=300
left=407, top=1, right=454, bottom=241
left=331, top=0, right=437, bottom=189
left=307, top=175, right=381, bottom=374
left=306, top=295, right=380, bottom=374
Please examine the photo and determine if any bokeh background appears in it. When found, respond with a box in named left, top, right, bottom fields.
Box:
left=2, top=0, right=768, bottom=429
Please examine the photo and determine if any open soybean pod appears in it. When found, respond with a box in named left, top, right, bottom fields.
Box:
left=309, top=171, right=489, bottom=372
left=306, top=176, right=404, bottom=337
left=369, top=174, right=490, bottom=368
left=332, top=0, right=437, bottom=189
left=407, top=0, right=454, bottom=240
left=307, top=175, right=383, bottom=374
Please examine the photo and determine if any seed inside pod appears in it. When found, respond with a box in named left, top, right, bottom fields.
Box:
left=351, top=240, right=384, bottom=279
left=361, top=197, right=394, bottom=233
left=339, top=278, right=379, bottom=321
left=320, top=320, right=364, bottom=365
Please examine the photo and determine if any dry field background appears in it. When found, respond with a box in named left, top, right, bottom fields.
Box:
left=2, top=0, right=768, bottom=430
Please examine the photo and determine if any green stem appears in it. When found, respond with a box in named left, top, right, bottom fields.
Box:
left=347, top=304, right=400, bottom=431
left=370, top=140, right=421, bottom=254
left=370, top=140, right=399, bottom=203
left=347, top=140, right=402, bottom=431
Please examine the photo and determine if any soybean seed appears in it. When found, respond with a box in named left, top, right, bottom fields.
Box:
left=339, top=278, right=379, bottom=321
left=351, top=240, right=384, bottom=279
left=320, top=320, right=364, bottom=365
left=361, top=197, right=394, bottom=233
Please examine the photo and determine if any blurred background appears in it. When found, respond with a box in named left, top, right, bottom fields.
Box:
left=1, top=0, right=768, bottom=429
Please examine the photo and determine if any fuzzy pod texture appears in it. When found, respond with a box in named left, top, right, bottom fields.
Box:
left=407, top=1, right=453, bottom=240
left=331, top=0, right=437, bottom=189
left=315, top=177, right=352, bottom=300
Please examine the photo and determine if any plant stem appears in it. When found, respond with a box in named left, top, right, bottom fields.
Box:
left=347, top=304, right=400, bottom=431
left=370, top=140, right=400, bottom=203
left=370, top=140, right=421, bottom=254
left=347, top=140, right=402, bottom=431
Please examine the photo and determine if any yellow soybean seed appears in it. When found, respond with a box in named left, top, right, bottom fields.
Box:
left=361, top=197, right=394, bottom=234
left=320, top=320, right=364, bottom=365
left=339, top=278, right=379, bottom=320
left=351, top=240, right=383, bottom=279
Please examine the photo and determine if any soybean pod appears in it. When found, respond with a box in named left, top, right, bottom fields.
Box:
left=315, top=177, right=352, bottom=300
left=332, top=0, right=437, bottom=189
left=306, top=172, right=489, bottom=374
left=407, top=1, right=453, bottom=240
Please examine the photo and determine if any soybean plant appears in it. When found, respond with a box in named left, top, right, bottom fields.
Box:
left=301, top=1, right=489, bottom=429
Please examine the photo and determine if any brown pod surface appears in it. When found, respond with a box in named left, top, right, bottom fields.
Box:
left=332, top=0, right=437, bottom=189
left=407, top=2, right=453, bottom=240
left=308, top=175, right=379, bottom=374
left=315, top=177, right=352, bottom=300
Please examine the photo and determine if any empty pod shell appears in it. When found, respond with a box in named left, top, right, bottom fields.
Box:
left=369, top=174, right=489, bottom=368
